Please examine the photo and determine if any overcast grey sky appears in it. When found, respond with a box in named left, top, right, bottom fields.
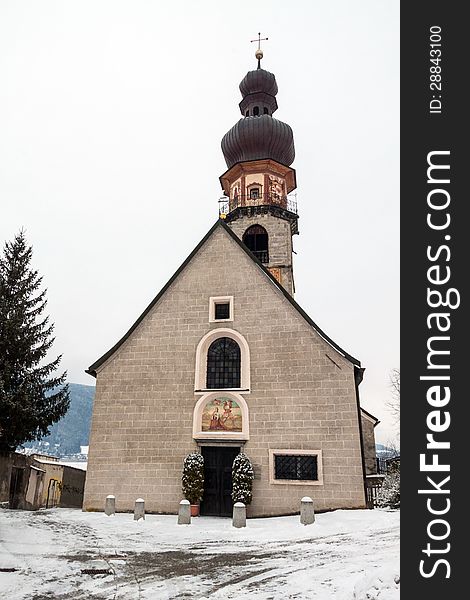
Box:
left=0, top=1, right=399, bottom=443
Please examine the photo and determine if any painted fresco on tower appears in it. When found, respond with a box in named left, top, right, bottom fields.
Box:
left=269, top=175, right=285, bottom=204
left=230, top=181, right=241, bottom=211
left=268, top=267, right=282, bottom=284
left=201, top=397, right=243, bottom=432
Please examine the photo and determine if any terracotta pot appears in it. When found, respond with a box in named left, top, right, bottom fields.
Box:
left=190, top=504, right=200, bottom=517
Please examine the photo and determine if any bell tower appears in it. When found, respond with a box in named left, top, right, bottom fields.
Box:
left=219, top=44, right=298, bottom=295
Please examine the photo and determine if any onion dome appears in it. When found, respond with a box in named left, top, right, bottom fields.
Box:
left=239, top=69, right=278, bottom=115
left=221, top=67, right=295, bottom=169
left=221, top=116, right=295, bottom=168
left=240, top=68, right=278, bottom=97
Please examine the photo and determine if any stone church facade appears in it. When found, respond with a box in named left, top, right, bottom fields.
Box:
left=83, top=54, right=377, bottom=517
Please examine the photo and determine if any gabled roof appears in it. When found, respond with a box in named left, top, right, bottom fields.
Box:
left=360, top=407, right=380, bottom=426
left=86, top=219, right=361, bottom=377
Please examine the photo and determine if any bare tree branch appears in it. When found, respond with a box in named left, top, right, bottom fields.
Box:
left=386, top=368, right=400, bottom=425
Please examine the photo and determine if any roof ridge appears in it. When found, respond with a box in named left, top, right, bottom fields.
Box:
left=218, top=220, right=361, bottom=367
left=86, top=219, right=361, bottom=376
left=86, top=220, right=223, bottom=376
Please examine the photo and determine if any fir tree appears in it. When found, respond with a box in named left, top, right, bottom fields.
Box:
left=232, top=453, right=254, bottom=505
left=376, top=462, right=400, bottom=509
left=182, top=452, right=204, bottom=504
left=0, top=231, right=70, bottom=453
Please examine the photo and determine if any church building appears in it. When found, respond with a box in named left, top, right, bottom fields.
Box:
left=83, top=48, right=378, bottom=517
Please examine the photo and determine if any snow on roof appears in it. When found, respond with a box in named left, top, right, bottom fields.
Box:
left=34, top=458, right=63, bottom=466
left=33, top=458, right=87, bottom=471
left=60, top=461, right=87, bottom=471
left=29, top=465, right=46, bottom=473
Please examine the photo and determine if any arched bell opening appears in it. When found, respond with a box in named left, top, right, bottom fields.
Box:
left=243, top=225, right=269, bottom=264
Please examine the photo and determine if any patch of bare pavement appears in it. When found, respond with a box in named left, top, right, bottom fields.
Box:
left=37, top=530, right=395, bottom=599
left=44, top=546, right=291, bottom=599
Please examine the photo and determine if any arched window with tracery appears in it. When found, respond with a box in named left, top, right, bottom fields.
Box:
left=206, top=337, right=241, bottom=389
left=243, top=225, right=269, bottom=263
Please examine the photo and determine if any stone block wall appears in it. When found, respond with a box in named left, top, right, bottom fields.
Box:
left=227, top=213, right=294, bottom=294
left=83, top=225, right=365, bottom=516
left=361, top=414, right=378, bottom=475
left=60, top=466, right=86, bottom=508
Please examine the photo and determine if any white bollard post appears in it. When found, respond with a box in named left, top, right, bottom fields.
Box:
left=178, top=499, right=191, bottom=525
left=134, top=498, right=145, bottom=521
left=105, top=495, right=115, bottom=516
left=300, top=496, right=315, bottom=525
left=232, top=502, right=246, bottom=528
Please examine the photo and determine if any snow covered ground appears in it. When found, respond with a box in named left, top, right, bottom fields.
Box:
left=0, top=507, right=399, bottom=600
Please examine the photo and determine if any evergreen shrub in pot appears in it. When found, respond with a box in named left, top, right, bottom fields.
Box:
left=232, top=453, right=254, bottom=506
left=182, top=452, right=204, bottom=516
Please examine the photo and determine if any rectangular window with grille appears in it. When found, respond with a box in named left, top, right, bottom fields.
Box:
left=274, top=454, right=318, bottom=481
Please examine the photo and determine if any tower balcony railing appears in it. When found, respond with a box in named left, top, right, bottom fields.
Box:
left=218, top=192, right=298, bottom=218
left=286, top=194, right=298, bottom=214
left=251, top=249, right=269, bottom=263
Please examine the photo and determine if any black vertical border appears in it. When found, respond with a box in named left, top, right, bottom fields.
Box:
left=401, top=2, right=466, bottom=596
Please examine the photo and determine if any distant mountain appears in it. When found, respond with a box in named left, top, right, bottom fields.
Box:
left=22, top=383, right=95, bottom=457
left=25, top=390, right=393, bottom=459
left=376, top=444, right=389, bottom=452
left=376, top=443, right=400, bottom=457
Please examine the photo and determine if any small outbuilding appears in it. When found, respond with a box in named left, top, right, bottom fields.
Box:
left=0, top=452, right=86, bottom=510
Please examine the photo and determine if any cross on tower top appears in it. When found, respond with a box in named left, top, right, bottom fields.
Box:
left=250, top=32, right=268, bottom=68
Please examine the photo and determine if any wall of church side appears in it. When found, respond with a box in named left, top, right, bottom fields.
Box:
left=361, top=415, right=378, bottom=476
left=83, top=226, right=365, bottom=515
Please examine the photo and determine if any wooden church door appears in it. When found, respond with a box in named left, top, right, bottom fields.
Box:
left=200, top=446, right=239, bottom=516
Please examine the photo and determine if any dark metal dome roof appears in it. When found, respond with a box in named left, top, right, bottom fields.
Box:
left=221, top=67, right=295, bottom=169
left=239, top=69, right=278, bottom=98
left=221, top=115, right=295, bottom=168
